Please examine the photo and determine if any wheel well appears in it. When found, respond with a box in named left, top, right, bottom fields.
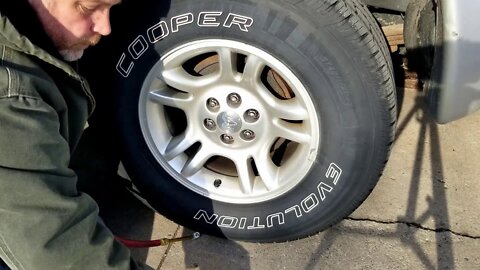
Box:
left=362, top=0, right=409, bottom=12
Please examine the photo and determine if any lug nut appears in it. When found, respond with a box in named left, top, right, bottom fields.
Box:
left=241, top=129, right=255, bottom=141
left=213, top=179, right=222, bottom=188
left=207, top=98, right=220, bottom=110
left=220, top=134, right=235, bottom=144
left=227, top=93, right=242, bottom=107
left=204, top=119, right=216, bottom=131
left=244, top=109, right=260, bottom=122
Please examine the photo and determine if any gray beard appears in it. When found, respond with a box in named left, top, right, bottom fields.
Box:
left=59, top=49, right=84, bottom=62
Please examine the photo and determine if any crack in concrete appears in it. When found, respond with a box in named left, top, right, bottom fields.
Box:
left=345, top=217, right=480, bottom=239
left=156, top=225, right=182, bottom=270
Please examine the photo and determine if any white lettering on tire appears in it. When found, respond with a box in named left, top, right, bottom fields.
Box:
left=266, top=212, right=285, bottom=228
left=193, top=210, right=218, bottom=224
left=326, top=163, right=342, bottom=185
left=193, top=162, right=344, bottom=229
left=301, top=193, right=319, bottom=213
left=128, top=35, right=149, bottom=60
left=285, top=205, right=302, bottom=218
left=147, top=21, right=170, bottom=43
left=217, top=216, right=238, bottom=228
left=317, top=182, right=333, bottom=201
left=116, top=12, right=254, bottom=77
left=198, top=12, right=223, bottom=27
left=247, top=217, right=266, bottom=230
left=116, top=53, right=134, bottom=78
left=171, top=13, right=194, bottom=32
left=223, top=13, right=254, bottom=32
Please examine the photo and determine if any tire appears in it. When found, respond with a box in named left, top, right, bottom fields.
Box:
left=89, top=0, right=396, bottom=242
left=404, top=0, right=437, bottom=80
left=403, top=0, right=443, bottom=117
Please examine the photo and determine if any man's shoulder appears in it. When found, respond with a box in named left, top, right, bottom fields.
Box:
left=0, top=46, right=57, bottom=100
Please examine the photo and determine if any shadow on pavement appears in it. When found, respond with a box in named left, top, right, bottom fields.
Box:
left=306, top=86, right=454, bottom=269
left=179, top=233, right=251, bottom=270
left=396, top=94, right=453, bottom=268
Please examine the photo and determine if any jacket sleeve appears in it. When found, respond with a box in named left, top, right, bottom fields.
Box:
left=0, top=96, right=147, bottom=270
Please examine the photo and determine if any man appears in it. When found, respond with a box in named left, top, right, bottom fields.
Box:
left=0, top=0, right=148, bottom=269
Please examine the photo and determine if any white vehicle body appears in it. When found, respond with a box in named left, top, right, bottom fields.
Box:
left=432, top=0, right=480, bottom=123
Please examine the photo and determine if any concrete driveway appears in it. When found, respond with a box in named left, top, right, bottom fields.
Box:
left=102, top=84, right=480, bottom=269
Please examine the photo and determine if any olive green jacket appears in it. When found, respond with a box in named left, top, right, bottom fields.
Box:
left=0, top=6, right=144, bottom=270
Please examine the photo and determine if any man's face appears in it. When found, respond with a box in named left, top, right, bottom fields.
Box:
left=30, top=0, right=121, bottom=61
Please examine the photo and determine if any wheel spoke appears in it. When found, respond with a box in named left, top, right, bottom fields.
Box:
left=181, top=147, right=211, bottom=177
left=256, top=84, right=308, bottom=120
left=149, top=89, right=193, bottom=110
left=161, top=67, right=217, bottom=92
left=242, top=54, right=265, bottom=86
left=272, top=119, right=311, bottom=144
left=254, top=153, right=279, bottom=191
left=271, top=98, right=309, bottom=120
left=235, top=158, right=256, bottom=194
left=217, top=47, right=238, bottom=81
left=164, top=129, right=196, bottom=161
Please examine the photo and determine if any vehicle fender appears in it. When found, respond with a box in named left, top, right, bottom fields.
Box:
left=428, top=0, right=480, bottom=123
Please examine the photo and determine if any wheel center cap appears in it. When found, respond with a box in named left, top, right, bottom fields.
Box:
left=217, top=111, right=242, bottom=133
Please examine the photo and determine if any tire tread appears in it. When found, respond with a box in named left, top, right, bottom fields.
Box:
left=282, top=0, right=397, bottom=240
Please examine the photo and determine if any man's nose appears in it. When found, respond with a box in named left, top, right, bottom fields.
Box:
left=92, top=9, right=112, bottom=36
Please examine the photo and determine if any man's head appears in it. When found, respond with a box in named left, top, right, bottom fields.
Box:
left=28, top=0, right=121, bottom=61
